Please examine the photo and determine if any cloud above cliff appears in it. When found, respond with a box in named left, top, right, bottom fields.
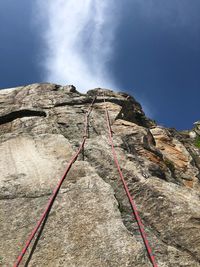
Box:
left=36, top=0, right=120, bottom=92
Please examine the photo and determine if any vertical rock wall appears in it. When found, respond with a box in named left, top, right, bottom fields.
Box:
left=0, top=83, right=200, bottom=266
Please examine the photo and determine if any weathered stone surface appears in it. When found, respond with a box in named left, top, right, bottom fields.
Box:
left=194, top=121, right=200, bottom=136
left=0, top=83, right=200, bottom=266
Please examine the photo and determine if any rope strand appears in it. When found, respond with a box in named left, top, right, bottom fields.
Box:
left=103, top=95, right=158, bottom=267
left=13, top=96, right=96, bottom=267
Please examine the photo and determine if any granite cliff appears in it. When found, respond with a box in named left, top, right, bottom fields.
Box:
left=0, top=83, right=200, bottom=266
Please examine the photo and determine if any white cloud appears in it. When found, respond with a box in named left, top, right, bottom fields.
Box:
left=35, top=0, right=120, bottom=92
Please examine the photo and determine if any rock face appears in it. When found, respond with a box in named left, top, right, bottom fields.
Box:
left=0, top=83, right=200, bottom=267
left=194, top=122, right=200, bottom=136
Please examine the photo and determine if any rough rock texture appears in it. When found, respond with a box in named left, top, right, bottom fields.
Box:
left=195, top=122, right=200, bottom=136
left=0, top=83, right=200, bottom=266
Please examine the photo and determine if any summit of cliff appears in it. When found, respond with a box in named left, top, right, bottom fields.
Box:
left=0, top=83, right=200, bottom=266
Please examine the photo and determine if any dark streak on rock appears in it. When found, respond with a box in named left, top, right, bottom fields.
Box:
left=0, top=109, right=47, bottom=125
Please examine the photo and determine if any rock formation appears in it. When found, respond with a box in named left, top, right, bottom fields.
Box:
left=0, top=83, right=200, bottom=266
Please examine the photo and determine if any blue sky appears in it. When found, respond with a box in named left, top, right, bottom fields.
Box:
left=0, top=0, right=199, bottom=130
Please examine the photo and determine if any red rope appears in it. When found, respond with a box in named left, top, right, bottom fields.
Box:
left=103, top=97, right=158, bottom=267
left=13, top=96, right=96, bottom=267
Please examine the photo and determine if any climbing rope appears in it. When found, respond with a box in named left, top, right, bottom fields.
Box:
left=103, top=95, right=158, bottom=267
left=13, top=96, right=96, bottom=267
left=13, top=93, right=157, bottom=266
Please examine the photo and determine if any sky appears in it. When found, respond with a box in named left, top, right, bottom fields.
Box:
left=0, top=0, right=200, bottom=130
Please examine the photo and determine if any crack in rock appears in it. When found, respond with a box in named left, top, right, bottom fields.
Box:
left=0, top=109, right=47, bottom=125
